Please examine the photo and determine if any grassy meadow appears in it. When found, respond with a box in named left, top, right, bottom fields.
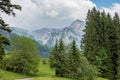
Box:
left=0, top=59, right=108, bottom=80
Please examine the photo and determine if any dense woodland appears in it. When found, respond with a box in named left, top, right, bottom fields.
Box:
left=0, top=0, right=120, bottom=80
left=82, top=7, right=120, bottom=80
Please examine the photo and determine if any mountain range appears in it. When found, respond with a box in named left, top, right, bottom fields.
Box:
left=11, top=19, right=85, bottom=47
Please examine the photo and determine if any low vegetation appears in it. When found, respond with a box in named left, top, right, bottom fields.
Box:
left=2, top=36, right=40, bottom=75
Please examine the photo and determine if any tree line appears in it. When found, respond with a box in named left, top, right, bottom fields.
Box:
left=49, top=39, right=97, bottom=80
left=82, top=7, right=120, bottom=80
left=50, top=7, right=120, bottom=80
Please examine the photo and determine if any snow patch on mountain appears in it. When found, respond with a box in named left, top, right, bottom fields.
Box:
left=11, top=19, right=85, bottom=46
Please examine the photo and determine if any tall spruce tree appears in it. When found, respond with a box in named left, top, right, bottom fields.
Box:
left=82, top=7, right=120, bottom=80
left=49, top=41, right=58, bottom=69
left=82, top=7, right=104, bottom=67
left=49, top=39, right=66, bottom=77
left=57, top=39, right=66, bottom=77
left=67, top=40, right=97, bottom=80
left=106, top=13, right=118, bottom=80
left=67, top=40, right=81, bottom=79
left=113, top=13, right=120, bottom=80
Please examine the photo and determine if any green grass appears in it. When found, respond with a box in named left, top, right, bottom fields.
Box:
left=32, top=77, right=71, bottom=80
left=0, top=61, right=108, bottom=80
left=97, top=77, right=108, bottom=80
left=32, top=63, right=108, bottom=80
left=36, top=63, right=55, bottom=77
left=33, top=63, right=71, bottom=80
left=0, top=69, right=28, bottom=80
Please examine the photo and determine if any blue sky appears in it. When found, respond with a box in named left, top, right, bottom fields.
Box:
left=92, top=0, right=120, bottom=8
left=2, top=0, right=120, bottom=30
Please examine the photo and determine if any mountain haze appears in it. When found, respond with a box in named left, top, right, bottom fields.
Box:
left=11, top=19, right=85, bottom=47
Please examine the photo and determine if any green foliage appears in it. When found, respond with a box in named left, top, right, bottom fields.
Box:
left=0, top=0, right=21, bottom=32
left=65, top=40, right=97, bottom=80
left=49, top=41, right=59, bottom=68
left=57, top=39, right=66, bottom=77
left=82, top=7, right=120, bottom=80
left=34, top=41, right=51, bottom=58
left=32, top=62, right=107, bottom=80
left=0, top=61, right=107, bottom=80
left=2, top=36, right=40, bottom=75
left=49, top=39, right=66, bottom=77
left=0, top=0, right=21, bottom=68
left=50, top=40, right=97, bottom=79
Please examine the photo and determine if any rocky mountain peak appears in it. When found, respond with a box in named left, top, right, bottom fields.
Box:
left=70, top=19, right=85, bottom=29
left=11, top=19, right=85, bottom=46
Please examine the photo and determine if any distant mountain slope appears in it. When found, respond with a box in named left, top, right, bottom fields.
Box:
left=11, top=19, right=85, bottom=47
left=0, top=19, right=85, bottom=57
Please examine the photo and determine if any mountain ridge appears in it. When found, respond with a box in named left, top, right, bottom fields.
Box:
left=11, top=19, right=85, bottom=46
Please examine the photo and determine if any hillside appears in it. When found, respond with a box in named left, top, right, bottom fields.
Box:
left=0, top=19, right=85, bottom=57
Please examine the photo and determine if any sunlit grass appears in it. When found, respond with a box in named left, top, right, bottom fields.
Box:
left=0, top=69, right=28, bottom=80
left=32, top=77, right=71, bottom=80
left=97, top=77, right=108, bottom=80
left=0, top=60, right=108, bottom=80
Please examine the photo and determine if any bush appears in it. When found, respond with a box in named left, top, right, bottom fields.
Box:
left=2, top=36, right=40, bottom=75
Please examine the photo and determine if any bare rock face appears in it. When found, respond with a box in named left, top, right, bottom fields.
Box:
left=11, top=19, right=85, bottom=46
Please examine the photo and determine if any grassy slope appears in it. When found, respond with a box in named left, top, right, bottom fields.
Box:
left=97, top=78, right=108, bottom=80
left=0, top=62, right=108, bottom=80
left=32, top=63, right=71, bottom=80
left=0, top=69, right=28, bottom=80
left=36, top=63, right=55, bottom=77
left=32, top=63, right=108, bottom=80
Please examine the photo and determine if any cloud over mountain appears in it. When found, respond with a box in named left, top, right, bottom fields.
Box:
left=2, top=0, right=96, bottom=30
left=2, top=0, right=120, bottom=30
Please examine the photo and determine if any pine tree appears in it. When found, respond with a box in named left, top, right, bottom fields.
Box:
left=49, top=39, right=66, bottom=77
left=113, top=13, right=120, bottom=80
left=81, top=7, right=119, bottom=80
left=67, top=40, right=81, bottom=79
left=0, top=0, right=21, bottom=61
left=49, top=41, right=59, bottom=69
left=57, top=39, right=66, bottom=77
left=105, top=13, right=118, bottom=80
left=67, top=40, right=97, bottom=80
left=96, top=11, right=112, bottom=78
left=82, top=7, right=103, bottom=66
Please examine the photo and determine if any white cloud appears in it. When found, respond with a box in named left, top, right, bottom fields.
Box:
left=46, top=10, right=58, bottom=18
left=2, top=0, right=96, bottom=30
left=101, top=3, right=120, bottom=17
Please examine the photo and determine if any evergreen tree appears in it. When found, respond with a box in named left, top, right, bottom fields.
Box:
left=113, top=13, right=120, bottom=80
left=49, top=39, right=66, bottom=77
left=57, top=39, right=66, bottom=77
left=106, top=13, right=118, bottom=80
left=67, top=40, right=97, bottom=80
left=82, top=7, right=119, bottom=80
left=49, top=40, right=59, bottom=68
left=0, top=0, right=21, bottom=61
left=67, top=40, right=81, bottom=79
left=82, top=7, right=104, bottom=67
